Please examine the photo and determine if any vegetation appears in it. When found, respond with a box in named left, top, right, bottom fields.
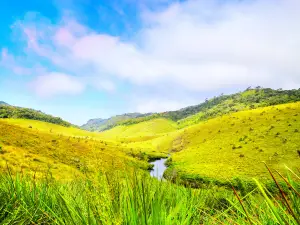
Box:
left=98, top=102, right=300, bottom=187
left=1, top=88, right=300, bottom=224
left=0, top=105, right=72, bottom=127
left=0, top=119, right=149, bottom=180
left=0, top=166, right=299, bottom=224
left=103, top=88, right=300, bottom=130
left=0, top=101, right=9, bottom=106
left=81, top=113, right=152, bottom=132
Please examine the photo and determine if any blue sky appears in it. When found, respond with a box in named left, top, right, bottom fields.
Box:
left=1, top=0, right=299, bottom=125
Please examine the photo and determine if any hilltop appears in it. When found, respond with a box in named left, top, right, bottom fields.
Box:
left=81, top=112, right=152, bottom=131
left=99, top=88, right=300, bottom=131
left=0, top=104, right=73, bottom=127
left=0, top=101, right=9, bottom=106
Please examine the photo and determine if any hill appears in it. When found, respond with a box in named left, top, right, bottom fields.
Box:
left=0, top=101, right=9, bottom=106
left=165, top=102, right=300, bottom=185
left=106, top=88, right=300, bottom=130
left=0, top=119, right=148, bottom=180
left=81, top=112, right=152, bottom=131
left=0, top=105, right=73, bottom=127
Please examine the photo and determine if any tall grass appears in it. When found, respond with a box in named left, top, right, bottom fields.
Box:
left=0, top=167, right=299, bottom=224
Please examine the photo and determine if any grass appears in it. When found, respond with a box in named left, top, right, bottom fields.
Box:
left=0, top=166, right=299, bottom=224
left=3, top=102, right=299, bottom=184
left=100, top=118, right=177, bottom=139
left=0, top=100, right=300, bottom=224
left=0, top=120, right=149, bottom=180
left=167, top=102, right=300, bottom=183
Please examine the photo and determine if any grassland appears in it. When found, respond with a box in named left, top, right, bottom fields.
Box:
left=95, top=88, right=300, bottom=131
left=0, top=119, right=149, bottom=180
left=0, top=167, right=299, bottom=224
left=167, top=102, right=300, bottom=184
left=0, top=94, right=300, bottom=224
left=98, top=102, right=300, bottom=185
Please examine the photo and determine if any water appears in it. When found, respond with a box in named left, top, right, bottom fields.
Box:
left=150, top=158, right=167, bottom=179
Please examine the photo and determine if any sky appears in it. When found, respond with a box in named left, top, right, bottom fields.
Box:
left=0, top=0, right=299, bottom=125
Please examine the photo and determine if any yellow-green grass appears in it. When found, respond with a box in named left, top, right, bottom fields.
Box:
left=1, top=118, right=106, bottom=140
left=169, top=102, right=300, bottom=182
left=0, top=120, right=148, bottom=180
left=98, top=118, right=178, bottom=157
left=100, top=118, right=177, bottom=138
left=121, top=130, right=183, bottom=159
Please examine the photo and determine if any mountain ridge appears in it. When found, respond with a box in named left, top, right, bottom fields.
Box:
left=84, top=87, right=300, bottom=131
left=0, top=104, right=73, bottom=127
left=0, top=101, right=9, bottom=106
left=81, top=112, right=153, bottom=131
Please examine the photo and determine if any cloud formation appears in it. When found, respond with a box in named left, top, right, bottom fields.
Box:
left=30, top=72, right=84, bottom=98
left=2, top=0, right=300, bottom=111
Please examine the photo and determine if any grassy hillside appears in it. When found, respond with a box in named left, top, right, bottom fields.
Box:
left=0, top=105, right=72, bottom=127
left=166, top=102, right=300, bottom=184
left=0, top=119, right=148, bottom=180
left=0, top=99, right=300, bottom=224
left=103, top=88, right=300, bottom=130
left=100, top=118, right=177, bottom=138
left=0, top=101, right=9, bottom=106
left=81, top=113, right=152, bottom=131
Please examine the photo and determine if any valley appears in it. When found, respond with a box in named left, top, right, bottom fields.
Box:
left=0, top=88, right=300, bottom=224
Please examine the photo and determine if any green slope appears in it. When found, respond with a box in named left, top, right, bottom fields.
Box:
left=103, top=88, right=300, bottom=130
left=100, top=118, right=177, bottom=139
left=81, top=113, right=152, bottom=131
left=0, top=104, right=72, bottom=127
left=0, top=101, right=9, bottom=106
left=167, top=102, right=300, bottom=183
left=0, top=119, right=148, bottom=180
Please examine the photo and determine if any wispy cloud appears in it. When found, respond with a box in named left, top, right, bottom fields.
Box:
left=30, top=72, right=84, bottom=98
left=2, top=0, right=300, bottom=109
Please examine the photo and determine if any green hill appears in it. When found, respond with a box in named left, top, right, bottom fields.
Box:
left=0, top=94, right=300, bottom=224
left=164, top=102, right=300, bottom=185
left=105, top=88, right=300, bottom=130
left=0, top=119, right=148, bottom=180
left=0, top=101, right=9, bottom=106
left=81, top=113, right=152, bottom=131
left=0, top=104, right=73, bottom=127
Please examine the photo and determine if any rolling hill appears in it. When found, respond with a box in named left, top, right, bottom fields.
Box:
left=0, top=104, right=73, bottom=127
left=99, top=88, right=300, bottom=131
left=99, top=101, right=300, bottom=185
left=81, top=112, right=152, bottom=131
left=1, top=91, right=300, bottom=224
left=0, top=119, right=148, bottom=180
left=0, top=101, right=9, bottom=106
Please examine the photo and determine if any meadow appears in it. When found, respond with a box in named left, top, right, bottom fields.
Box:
left=0, top=166, right=299, bottom=224
left=0, top=94, right=300, bottom=224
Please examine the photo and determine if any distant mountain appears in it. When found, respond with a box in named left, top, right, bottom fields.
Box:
left=0, top=104, right=73, bottom=127
left=107, top=87, right=300, bottom=129
left=0, top=101, right=9, bottom=106
left=81, top=113, right=152, bottom=131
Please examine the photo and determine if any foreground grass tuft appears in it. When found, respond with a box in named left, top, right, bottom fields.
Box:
left=0, top=168, right=299, bottom=224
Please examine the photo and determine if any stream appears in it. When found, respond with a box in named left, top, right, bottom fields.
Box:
left=150, top=158, right=167, bottom=179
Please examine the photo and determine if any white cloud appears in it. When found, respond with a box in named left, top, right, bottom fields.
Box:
left=30, top=72, right=84, bottom=97
left=5, top=0, right=300, bottom=104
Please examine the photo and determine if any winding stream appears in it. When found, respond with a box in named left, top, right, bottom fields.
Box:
left=150, top=158, right=167, bottom=179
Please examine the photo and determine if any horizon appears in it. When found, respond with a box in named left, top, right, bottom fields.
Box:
left=1, top=0, right=300, bottom=125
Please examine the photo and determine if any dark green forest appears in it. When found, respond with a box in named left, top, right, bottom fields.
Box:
left=0, top=105, right=72, bottom=127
